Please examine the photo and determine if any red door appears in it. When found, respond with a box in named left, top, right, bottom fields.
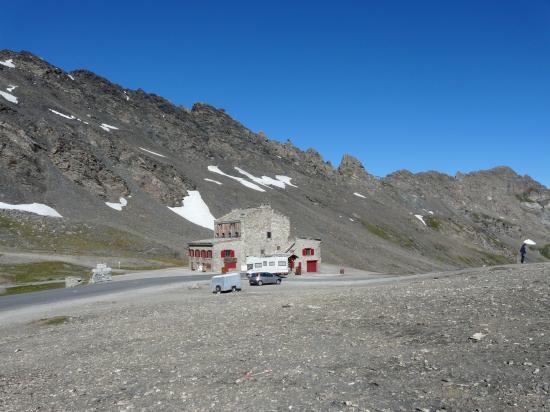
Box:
left=306, top=260, right=317, bottom=273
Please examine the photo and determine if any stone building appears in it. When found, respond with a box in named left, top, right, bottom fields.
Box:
left=187, top=205, right=321, bottom=273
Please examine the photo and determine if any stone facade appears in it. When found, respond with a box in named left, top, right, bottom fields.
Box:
left=188, top=205, right=321, bottom=273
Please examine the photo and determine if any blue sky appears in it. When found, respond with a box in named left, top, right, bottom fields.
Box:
left=2, top=1, right=549, bottom=186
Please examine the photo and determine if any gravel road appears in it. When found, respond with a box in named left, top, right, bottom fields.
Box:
left=0, top=263, right=549, bottom=411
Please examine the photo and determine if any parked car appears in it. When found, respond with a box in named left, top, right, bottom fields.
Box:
left=211, top=273, right=242, bottom=293
left=249, top=272, right=282, bottom=286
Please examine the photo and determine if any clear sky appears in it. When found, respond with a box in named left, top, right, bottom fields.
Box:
left=2, top=1, right=549, bottom=186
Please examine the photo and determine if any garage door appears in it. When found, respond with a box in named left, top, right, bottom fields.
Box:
left=306, top=260, right=317, bottom=272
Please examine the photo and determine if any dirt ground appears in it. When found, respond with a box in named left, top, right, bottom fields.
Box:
left=0, top=263, right=549, bottom=411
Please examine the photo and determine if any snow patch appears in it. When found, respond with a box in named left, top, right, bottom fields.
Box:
left=100, top=123, right=119, bottom=132
left=0, top=202, right=62, bottom=218
left=123, top=91, right=130, bottom=101
left=523, top=239, right=536, bottom=246
left=68, top=74, right=75, bottom=81
left=428, top=211, right=434, bottom=215
left=208, top=166, right=265, bottom=192
left=139, top=147, right=166, bottom=157
left=204, top=178, right=222, bottom=185
left=275, top=175, right=297, bottom=187
left=0, top=59, right=15, bottom=68
left=353, top=192, right=366, bottom=199
left=6, top=85, right=17, bottom=92
left=0, top=91, right=18, bottom=104
left=414, top=214, right=426, bottom=226
left=49, top=109, right=76, bottom=120
left=105, top=197, right=128, bottom=211
left=168, top=191, right=215, bottom=230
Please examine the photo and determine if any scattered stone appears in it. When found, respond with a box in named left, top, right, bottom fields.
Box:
left=470, top=332, right=486, bottom=341
left=65, top=276, right=83, bottom=288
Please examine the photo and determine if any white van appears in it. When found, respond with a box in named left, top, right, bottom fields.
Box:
left=246, top=256, right=289, bottom=276
left=211, top=273, right=242, bottom=293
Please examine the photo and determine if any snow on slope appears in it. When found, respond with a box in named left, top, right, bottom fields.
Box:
left=49, top=109, right=76, bottom=120
left=0, top=91, right=18, bottom=104
left=100, top=123, right=119, bottom=132
left=234, top=167, right=298, bottom=189
left=414, top=215, right=427, bottom=226
left=0, top=59, right=15, bottom=68
left=105, top=197, right=128, bottom=211
left=168, top=191, right=215, bottom=230
left=275, top=175, right=297, bottom=187
left=353, top=192, right=366, bottom=199
left=6, top=85, right=17, bottom=92
left=139, top=147, right=166, bottom=157
left=207, top=166, right=265, bottom=192
left=0, top=202, right=62, bottom=218
left=204, top=178, right=222, bottom=185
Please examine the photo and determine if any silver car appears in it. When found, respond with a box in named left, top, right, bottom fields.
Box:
left=249, top=272, right=282, bottom=286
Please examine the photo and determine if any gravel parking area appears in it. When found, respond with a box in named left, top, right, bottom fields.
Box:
left=0, top=263, right=549, bottom=411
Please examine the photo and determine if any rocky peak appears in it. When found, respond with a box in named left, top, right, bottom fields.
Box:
left=338, top=154, right=369, bottom=179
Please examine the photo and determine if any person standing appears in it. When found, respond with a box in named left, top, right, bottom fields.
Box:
left=520, top=243, right=527, bottom=263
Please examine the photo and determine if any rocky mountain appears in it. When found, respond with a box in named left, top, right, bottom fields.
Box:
left=1, top=50, right=549, bottom=273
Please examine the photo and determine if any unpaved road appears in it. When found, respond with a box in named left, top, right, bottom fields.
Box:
left=0, top=263, right=549, bottom=411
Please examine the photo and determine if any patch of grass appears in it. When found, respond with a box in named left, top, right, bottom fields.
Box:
left=425, top=216, right=442, bottom=230
left=0, top=261, right=89, bottom=283
left=515, top=193, right=536, bottom=203
left=360, top=219, right=390, bottom=241
left=1, top=282, right=65, bottom=296
left=360, top=219, right=416, bottom=249
left=152, top=256, right=188, bottom=266
left=540, top=244, right=550, bottom=260
left=31, top=316, right=70, bottom=326
left=0, top=213, right=177, bottom=258
left=478, top=250, right=511, bottom=265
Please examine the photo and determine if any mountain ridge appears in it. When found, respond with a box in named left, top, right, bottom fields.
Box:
left=1, top=49, right=549, bottom=273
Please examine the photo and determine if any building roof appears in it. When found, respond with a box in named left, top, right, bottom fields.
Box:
left=188, top=237, right=242, bottom=247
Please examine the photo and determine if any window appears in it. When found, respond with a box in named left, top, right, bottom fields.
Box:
left=278, top=261, right=287, bottom=266
left=255, top=263, right=262, bottom=268
left=247, top=264, right=253, bottom=270
left=194, top=249, right=200, bottom=257
left=267, top=232, right=271, bottom=239
left=269, top=261, right=275, bottom=266
left=263, top=261, right=267, bottom=266
left=207, top=250, right=212, bottom=258
left=234, top=232, right=239, bottom=237
left=260, top=249, right=265, bottom=255
left=221, top=233, right=225, bottom=238
left=222, top=250, right=233, bottom=258
left=276, top=246, right=280, bottom=251
left=228, top=233, right=232, bottom=238
left=302, top=248, right=315, bottom=256
left=201, top=250, right=206, bottom=258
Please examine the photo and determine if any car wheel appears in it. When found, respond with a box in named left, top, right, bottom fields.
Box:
left=276, top=279, right=281, bottom=285
left=232, top=286, right=236, bottom=292
left=258, top=280, right=263, bottom=286
left=215, top=285, right=221, bottom=293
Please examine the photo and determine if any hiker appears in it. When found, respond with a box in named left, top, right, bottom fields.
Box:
left=520, top=243, right=527, bottom=264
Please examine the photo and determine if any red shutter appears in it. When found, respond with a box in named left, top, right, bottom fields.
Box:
left=302, top=248, right=306, bottom=256
left=230, top=250, right=235, bottom=257
left=220, top=250, right=225, bottom=258
left=311, top=248, right=315, bottom=256
left=195, top=250, right=200, bottom=257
